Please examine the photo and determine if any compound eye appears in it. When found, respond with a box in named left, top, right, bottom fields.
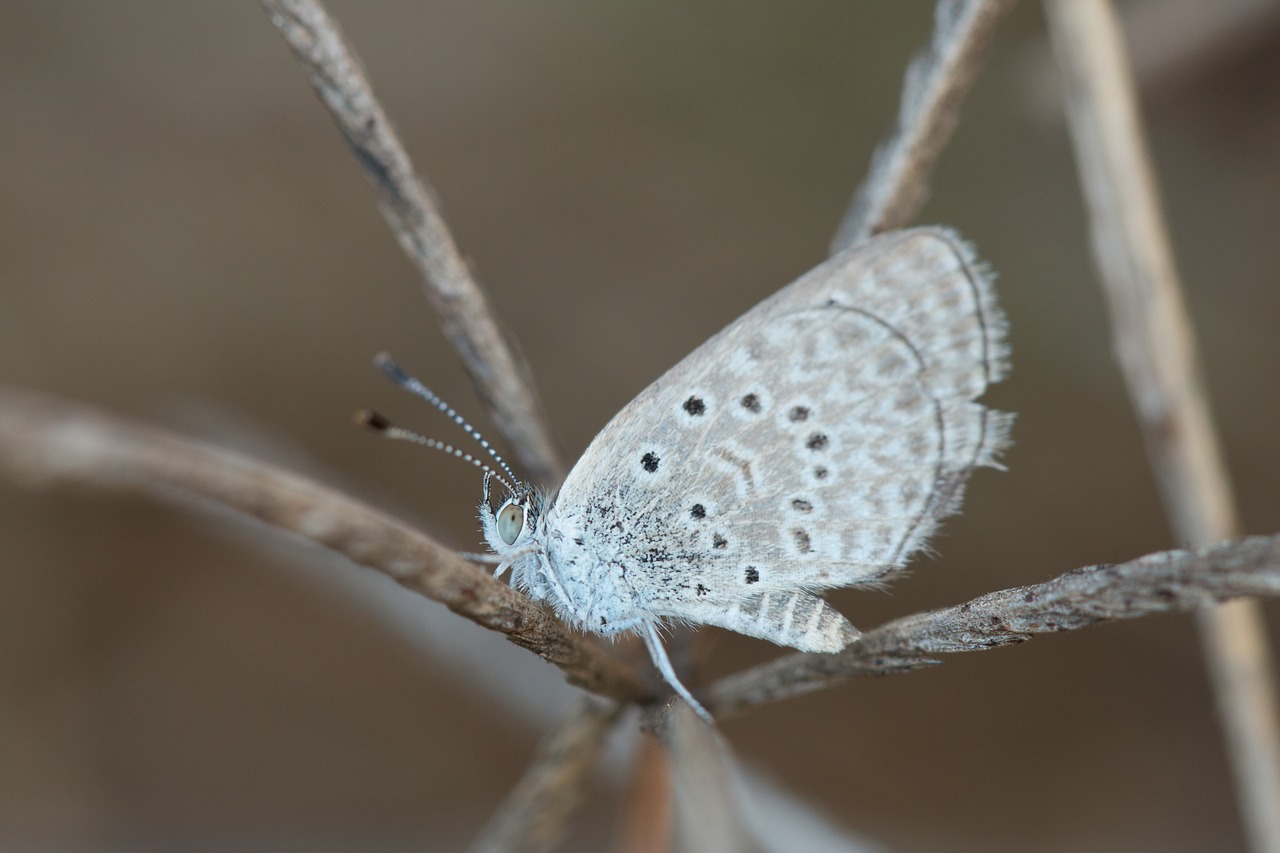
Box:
left=497, top=502, right=525, bottom=546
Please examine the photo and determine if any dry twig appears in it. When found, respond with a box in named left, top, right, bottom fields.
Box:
left=0, top=387, right=646, bottom=705
left=10, top=390, right=1277, bottom=754
left=709, top=535, right=1280, bottom=715
left=647, top=703, right=764, bottom=853
left=1046, top=2, right=1280, bottom=849
left=260, top=0, right=564, bottom=487
left=830, top=0, right=1017, bottom=252
left=616, top=735, right=675, bottom=853
left=470, top=700, right=623, bottom=853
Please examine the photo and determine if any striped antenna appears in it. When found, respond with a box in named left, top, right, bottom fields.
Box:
left=355, top=408, right=516, bottom=494
left=370, top=353, right=522, bottom=487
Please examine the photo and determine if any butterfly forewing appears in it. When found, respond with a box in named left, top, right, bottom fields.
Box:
left=550, top=228, right=1009, bottom=651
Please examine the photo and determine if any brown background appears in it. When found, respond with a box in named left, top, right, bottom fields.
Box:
left=3, top=2, right=1280, bottom=850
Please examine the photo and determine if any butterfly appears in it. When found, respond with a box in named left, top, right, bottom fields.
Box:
left=370, top=227, right=1010, bottom=722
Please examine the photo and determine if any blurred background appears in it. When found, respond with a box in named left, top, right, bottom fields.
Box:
left=3, top=1, right=1280, bottom=849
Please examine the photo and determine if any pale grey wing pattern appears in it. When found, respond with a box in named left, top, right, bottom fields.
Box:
left=554, top=228, right=1009, bottom=652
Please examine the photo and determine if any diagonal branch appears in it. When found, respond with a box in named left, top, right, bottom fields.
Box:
left=0, top=386, right=647, bottom=705
left=830, top=0, right=1018, bottom=253
left=260, top=0, right=565, bottom=487
left=1045, top=2, right=1280, bottom=849
left=708, top=534, right=1280, bottom=716
left=11, top=387, right=1279, bottom=722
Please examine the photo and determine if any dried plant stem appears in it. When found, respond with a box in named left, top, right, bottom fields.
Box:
left=830, top=0, right=1017, bottom=252
left=616, top=734, right=674, bottom=853
left=260, top=0, right=564, bottom=487
left=709, top=535, right=1280, bottom=716
left=469, top=700, right=623, bottom=853
left=0, top=387, right=647, bottom=705
left=648, top=703, right=764, bottom=853
left=9, top=390, right=1279, bottom=719
left=1045, top=1, right=1280, bottom=849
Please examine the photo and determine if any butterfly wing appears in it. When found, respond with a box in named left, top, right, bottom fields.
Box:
left=551, top=228, right=1010, bottom=652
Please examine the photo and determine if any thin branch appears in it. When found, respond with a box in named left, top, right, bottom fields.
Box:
left=616, top=733, right=674, bottom=853
left=260, top=0, right=565, bottom=487
left=708, top=535, right=1280, bottom=716
left=469, top=700, right=623, bottom=853
left=647, top=702, right=764, bottom=853
left=1045, top=2, right=1280, bottom=849
left=830, top=0, right=1018, bottom=253
left=0, top=387, right=647, bottom=705
left=1045, top=0, right=1238, bottom=544
left=11, top=389, right=1278, bottom=715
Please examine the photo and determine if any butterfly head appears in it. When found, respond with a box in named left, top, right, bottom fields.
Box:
left=479, top=475, right=546, bottom=556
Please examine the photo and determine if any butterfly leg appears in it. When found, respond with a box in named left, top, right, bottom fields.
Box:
left=457, top=551, right=517, bottom=585
left=641, top=621, right=713, bottom=724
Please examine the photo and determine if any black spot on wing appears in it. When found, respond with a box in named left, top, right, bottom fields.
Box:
left=641, top=452, right=660, bottom=473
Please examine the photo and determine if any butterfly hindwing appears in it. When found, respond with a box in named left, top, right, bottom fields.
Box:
left=550, top=227, right=1009, bottom=651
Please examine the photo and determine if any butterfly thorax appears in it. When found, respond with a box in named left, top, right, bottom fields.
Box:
left=545, top=499, right=659, bottom=635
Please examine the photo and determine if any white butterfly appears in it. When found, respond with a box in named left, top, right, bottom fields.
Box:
left=375, top=227, right=1010, bottom=722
